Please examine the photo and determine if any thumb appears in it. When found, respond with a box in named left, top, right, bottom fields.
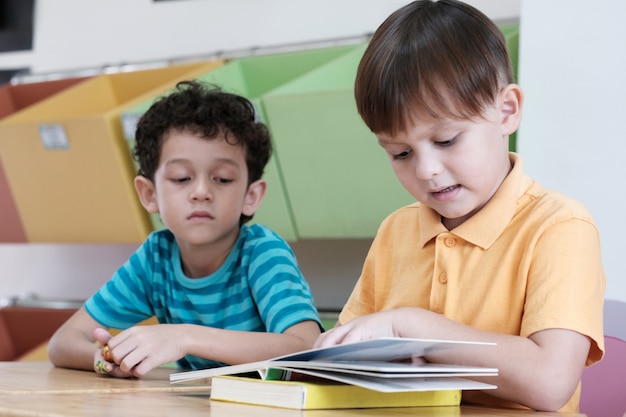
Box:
left=93, top=327, right=112, bottom=346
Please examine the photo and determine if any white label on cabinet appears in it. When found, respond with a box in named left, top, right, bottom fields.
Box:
left=122, top=113, right=142, bottom=142
left=39, top=124, right=69, bottom=150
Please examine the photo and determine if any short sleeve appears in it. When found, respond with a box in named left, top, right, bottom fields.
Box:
left=522, top=217, right=606, bottom=365
left=244, top=227, right=322, bottom=333
left=84, top=239, right=156, bottom=329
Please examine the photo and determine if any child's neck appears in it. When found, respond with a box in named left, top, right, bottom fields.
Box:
left=178, top=237, right=237, bottom=278
left=441, top=216, right=461, bottom=230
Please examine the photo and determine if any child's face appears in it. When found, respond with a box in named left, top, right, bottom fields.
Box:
left=376, top=102, right=512, bottom=230
left=147, top=130, right=257, bottom=247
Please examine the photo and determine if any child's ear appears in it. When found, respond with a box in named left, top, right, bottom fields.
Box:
left=499, top=83, right=523, bottom=136
left=134, top=176, right=159, bottom=214
left=242, top=179, right=267, bottom=217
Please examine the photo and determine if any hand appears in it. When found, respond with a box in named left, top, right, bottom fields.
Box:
left=102, top=324, right=187, bottom=378
left=92, top=327, right=131, bottom=377
left=314, top=310, right=403, bottom=348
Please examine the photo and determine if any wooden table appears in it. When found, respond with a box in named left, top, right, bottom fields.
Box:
left=0, top=362, right=585, bottom=417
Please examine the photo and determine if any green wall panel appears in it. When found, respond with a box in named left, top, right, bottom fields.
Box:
left=262, top=46, right=414, bottom=238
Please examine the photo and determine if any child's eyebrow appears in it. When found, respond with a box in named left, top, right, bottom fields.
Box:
left=163, top=158, right=191, bottom=167
left=164, top=157, right=242, bottom=169
left=213, top=158, right=242, bottom=169
left=377, top=137, right=396, bottom=146
left=376, top=120, right=456, bottom=146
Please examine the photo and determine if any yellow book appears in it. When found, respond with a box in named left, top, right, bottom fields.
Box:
left=210, top=376, right=461, bottom=410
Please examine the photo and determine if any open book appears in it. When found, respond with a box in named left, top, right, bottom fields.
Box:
left=170, top=337, right=498, bottom=393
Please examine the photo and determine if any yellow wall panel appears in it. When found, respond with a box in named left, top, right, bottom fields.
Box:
left=0, top=61, right=223, bottom=243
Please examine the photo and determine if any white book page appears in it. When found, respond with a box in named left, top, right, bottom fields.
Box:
left=275, top=361, right=498, bottom=378
left=272, top=338, right=495, bottom=362
left=276, top=368, right=497, bottom=393
left=275, top=360, right=498, bottom=375
left=170, top=337, right=496, bottom=383
left=169, top=360, right=266, bottom=383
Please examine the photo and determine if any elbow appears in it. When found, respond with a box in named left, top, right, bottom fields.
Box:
left=531, top=397, right=569, bottom=413
left=46, top=334, right=61, bottom=366
left=46, top=331, right=67, bottom=368
left=525, top=378, right=576, bottom=412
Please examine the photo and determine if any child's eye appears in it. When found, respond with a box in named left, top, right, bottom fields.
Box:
left=171, top=177, right=191, bottom=183
left=435, top=135, right=459, bottom=147
left=214, top=177, right=233, bottom=184
left=392, top=150, right=412, bottom=160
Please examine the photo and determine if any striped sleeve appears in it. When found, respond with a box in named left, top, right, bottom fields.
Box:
left=84, top=235, right=158, bottom=329
left=244, top=225, right=322, bottom=333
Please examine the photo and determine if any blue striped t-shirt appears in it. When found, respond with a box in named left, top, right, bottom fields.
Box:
left=84, top=224, right=321, bottom=370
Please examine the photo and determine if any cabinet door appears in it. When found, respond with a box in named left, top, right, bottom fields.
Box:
left=120, top=46, right=360, bottom=242
left=0, top=63, right=212, bottom=243
left=0, top=77, right=90, bottom=243
left=197, top=46, right=362, bottom=241
left=262, top=47, right=414, bottom=239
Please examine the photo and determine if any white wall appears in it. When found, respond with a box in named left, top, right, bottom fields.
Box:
left=517, top=0, right=626, bottom=302
left=0, top=0, right=520, bottom=73
left=3, top=1, right=620, bottom=307
left=0, top=244, right=138, bottom=303
left=0, top=239, right=371, bottom=311
left=0, top=0, right=521, bottom=309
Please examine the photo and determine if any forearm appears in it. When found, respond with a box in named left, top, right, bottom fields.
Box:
left=327, top=307, right=587, bottom=411
left=47, top=326, right=99, bottom=371
left=182, top=321, right=320, bottom=365
left=390, top=308, right=587, bottom=411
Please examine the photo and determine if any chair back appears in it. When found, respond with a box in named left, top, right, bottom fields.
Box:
left=580, top=335, right=626, bottom=417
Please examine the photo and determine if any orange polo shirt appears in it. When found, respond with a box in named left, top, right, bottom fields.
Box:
left=339, top=153, right=605, bottom=412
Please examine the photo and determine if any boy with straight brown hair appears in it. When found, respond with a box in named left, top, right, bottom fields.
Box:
left=315, top=0, right=605, bottom=412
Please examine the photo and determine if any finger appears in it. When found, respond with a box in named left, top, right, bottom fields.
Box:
left=101, top=344, right=113, bottom=362
left=131, top=359, right=155, bottom=378
left=94, top=360, right=111, bottom=376
left=313, top=330, right=332, bottom=348
left=340, top=330, right=366, bottom=345
left=93, top=328, right=112, bottom=346
left=314, top=326, right=349, bottom=348
left=411, top=355, right=427, bottom=364
left=116, top=345, right=146, bottom=374
left=108, top=366, right=136, bottom=379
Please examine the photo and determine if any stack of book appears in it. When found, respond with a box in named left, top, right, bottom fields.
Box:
left=170, top=337, right=498, bottom=410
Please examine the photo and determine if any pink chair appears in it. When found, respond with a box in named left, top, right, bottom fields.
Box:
left=580, top=335, right=626, bottom=417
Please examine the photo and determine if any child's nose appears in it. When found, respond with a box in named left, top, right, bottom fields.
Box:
left=414, top=152, right=442, bottom=180
left=190, top=178, right=213, bottom=200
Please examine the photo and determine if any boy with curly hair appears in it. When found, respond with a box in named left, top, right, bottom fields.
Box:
left=49, top=81, right=322, bottom=377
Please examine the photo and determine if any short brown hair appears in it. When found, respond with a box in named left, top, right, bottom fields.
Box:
left=355, top=0, right=514, bottom=136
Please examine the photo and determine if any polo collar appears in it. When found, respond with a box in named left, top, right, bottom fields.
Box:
left=419, top=153, right=532, bottom=249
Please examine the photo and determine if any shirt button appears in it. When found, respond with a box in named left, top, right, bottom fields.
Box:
left=439, top=273, right=448, bottom=284
left=445, top=237, right=456, bottom=247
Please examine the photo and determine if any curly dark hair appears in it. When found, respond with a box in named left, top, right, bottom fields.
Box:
left=133, top=80, right=272, bottom=224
